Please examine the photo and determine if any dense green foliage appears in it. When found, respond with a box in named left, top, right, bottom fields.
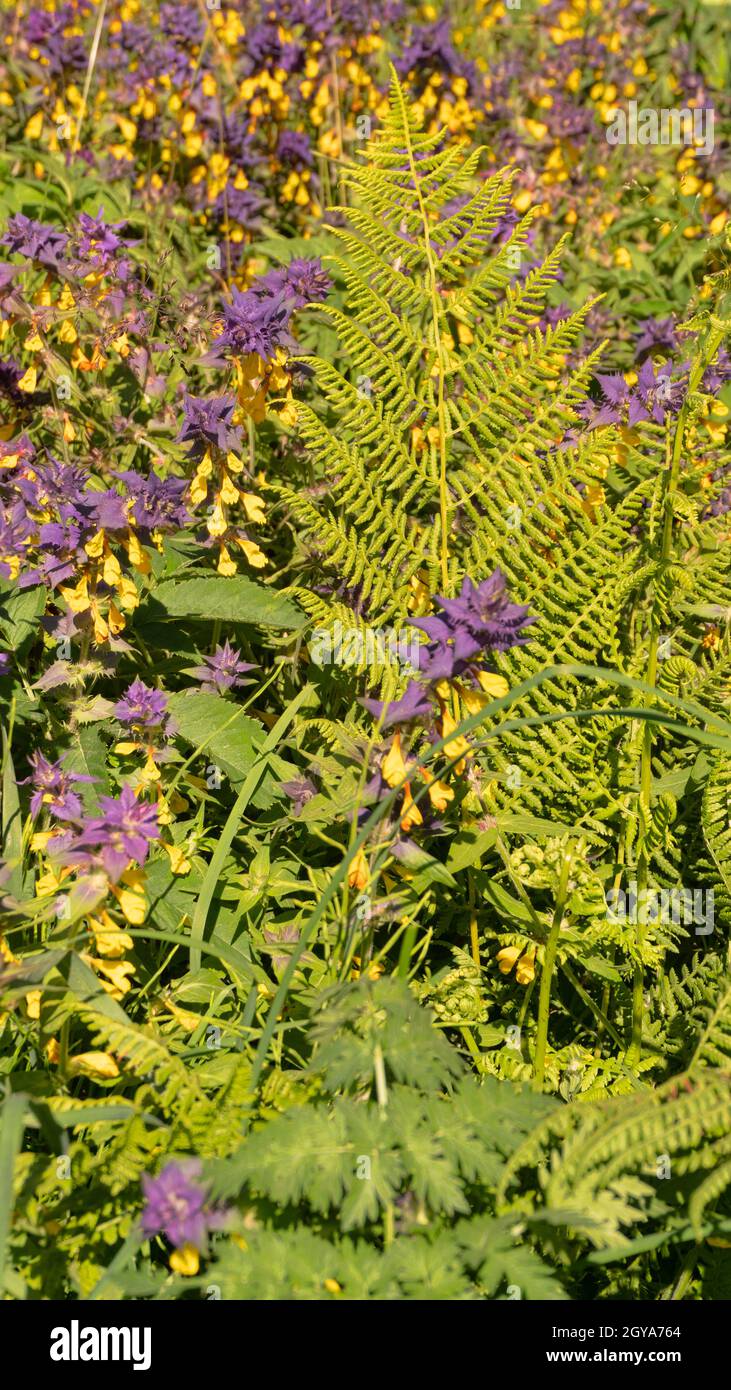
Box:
left=1, top=0, right=730, bottom=1302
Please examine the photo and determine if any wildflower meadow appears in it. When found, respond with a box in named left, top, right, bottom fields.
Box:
left=1, top=0, right=731, bottom=1324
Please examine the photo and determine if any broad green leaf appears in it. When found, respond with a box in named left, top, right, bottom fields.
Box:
left=64, top=725, right=109, bottom=808
left=0, top=1092, right=26, bottom=1291
left=166, top=690, right=263, bottom=782
left=1, top=734, right=30, bottom=897
left=0, top=583, right=46, bottom=656
left=153, top=576, right=302, bottom=630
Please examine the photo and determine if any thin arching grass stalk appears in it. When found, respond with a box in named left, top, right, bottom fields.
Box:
left=533, top=847, right=572, bottom=1089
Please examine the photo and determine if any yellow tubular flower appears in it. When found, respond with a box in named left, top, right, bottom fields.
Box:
left=382, top=731, right=409, bottom=787
left=169, top=1244, right=200, bottom=1276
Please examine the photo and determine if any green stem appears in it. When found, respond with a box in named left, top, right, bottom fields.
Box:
left=533, top=851, right=572, bottom=1090
left=373, top=1042, right=394, bottom=1246
left=468, top=871, right=480, bottom=970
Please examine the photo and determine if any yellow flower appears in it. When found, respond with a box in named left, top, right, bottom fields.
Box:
left=163, top=842, right=193, bottom=876
left=241, top=492, right=266, bottom=523
left=58, top=319, right=77, bottom=345
left=139, top=752, right=161, bottom=784
left=111, top=872, right=147, bottom=925
left=420, top=771, right=454, bottom=812
left=59, top=564, right=92, bottom=614
left=476, top=671, right=509, bottom=699
left=89, top=912, right=133, bottom=958
left=236, top=537, right=268, bottom=568
left=400, top=784, right=423, bottom=833
left=68, top=1051, right=120, bottom=1080
left=26, top=989, right=41, bottom=1020
left=169, top=1244, right=200, bottom=1276
left=408, top=572, right=430, bottom=612
left=497, top=945, right=521, bottom=974
left=440, top=709, right=470, bottom=770
left=348, top=847, right=369, bottom=891
left=115, top=575, right=139, bottom=611
left=382, top=731, right=408, bottom=787
left=220, top=473, right=240, bottom=505
left=25, top=110, right=44, bottom=140
left=82, top=954, right=136, bottom=998
left=516, top=945, right=537, bottom=985
left=217, top=544, right=237, bottom=576
left=122, top=533, right=145, bottom=573
left=497, top=943, right=537, bottom=985
left=17, top=366, right=38, bottom=393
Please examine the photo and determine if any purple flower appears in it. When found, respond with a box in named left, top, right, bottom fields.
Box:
left=81, top=490, right=129, bottom=533
left=68, top=785, right=160, bottom=879
left=280, top=774, right=318, bottom=816
left=702, top=348, right=731, bottom=396
left=635, top=316, right=678, bottom=359
left=280, top=258, right=332, bottom=310
left=115, top=471, right=189, bottom=534
left=395, top=17, right=479, bottom=96
left=209, top=286, right=291, bottom=361
left=77, top=208, right=128, bottom=264
left=24, top=752, right=94, bottom=821
left=578, top=373, right=631, bottom=429
left=115, top=678, right=169, bottom=729
left=159, top=2, right=205, bottom=45
left=362, top=679, right=434, bottom=728
left=0, top=653, right=10, bottom=677
left=361, top=572, right=531, bottom=731
left=413, top=571, right=533, bottom=679
left=244, top=20, right=303, bottom=74
left=23, top=4, right=87, bottom=71
left=628, top=359, right=686, bottom=426
left=178, top=394, right=242, bottom=461
left=208, top=261, right=330, bottom=363
left=277, top=130, right=314, bottom=168
left=190, top=640, right=255, bottom=695
left=140, top=1160, right=228, bottom=1251
left=2, top=214, right=69, bottom=272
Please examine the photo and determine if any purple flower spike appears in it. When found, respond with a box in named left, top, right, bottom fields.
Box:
left=115, top=677, right=169, bottom=729
left=628, top=360, right=687, bottom=426
left=68, top=785, right=159, bottom=880
left=190, top=640, right=255, bottom=695
left=209, top=285, right=291, bottom=362
left=281, top=258, right=332, bottom=310
left=77, top=207, right=128, bottom=264
left=140, top=1160, right=228, bottom=1252
left=635, top=316, right=678, bottom=359
left=178, top=394, right=243, bottom=461
left=280, top=775, right=318, bottom=816
left=435, top=570, right=534, bottom=654
left=24, top=752, right=93, bottom=821
left=362, top=679, right=434, bottom=728
left=578, top=373, right=631, bottom=429
left=2, top=213, right=69, bottom=272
